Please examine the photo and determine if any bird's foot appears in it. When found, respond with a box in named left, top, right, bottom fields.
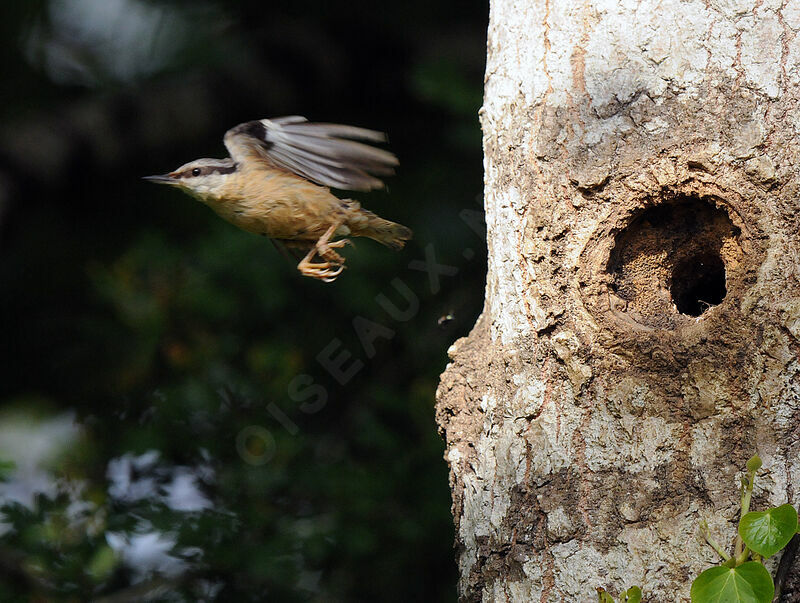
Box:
left=318, top=249, right=345, bottom=265
left=326, top=237, right=351, bottom=249
left=317, top=238, right=350, bottom=264
left=297, top=256, right=345, bottom=282
left=296, top=224, right=349, bottom=282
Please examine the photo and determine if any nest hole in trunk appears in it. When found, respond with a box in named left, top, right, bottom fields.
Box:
left=607, top=195, right=741, bottom=329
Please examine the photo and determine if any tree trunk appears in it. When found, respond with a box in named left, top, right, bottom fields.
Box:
left=436, top=1, right=800, bottom=601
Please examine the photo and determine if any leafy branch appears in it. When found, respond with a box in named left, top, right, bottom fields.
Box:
left=596, top=456, right=799, bottom=602
left=691, top=456, right=799, bottom=603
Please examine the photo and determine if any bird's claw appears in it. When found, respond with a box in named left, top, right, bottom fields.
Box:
left=296, top=224, right=348, bottom=282
left=297, top=257, right=345, bottom=282
left=318, top=247, right=345, bottom=264
left=317, top=238, right=350, bottom=263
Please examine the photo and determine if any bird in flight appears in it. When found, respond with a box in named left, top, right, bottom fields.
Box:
left=144, top=116, right=412, bottom=282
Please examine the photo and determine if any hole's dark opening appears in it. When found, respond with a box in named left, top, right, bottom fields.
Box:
left=670, top=252, right=727, bottom=316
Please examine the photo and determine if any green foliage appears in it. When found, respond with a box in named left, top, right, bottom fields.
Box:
left=739, top=505, right=798, bottom=559
left=598, top=589, right=614, bottom=603
left=691, top=563, right=774, bottom=603
left=603, top=457, right=797, bottom=602
left=692, top=456, right=799, bottom=603
left=746, top=456, right=762, bottom=474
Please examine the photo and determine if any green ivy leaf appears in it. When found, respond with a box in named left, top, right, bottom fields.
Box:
left=739, top=504, right=798, bottom=558
left=624, top=585, right=642, bottom=602
left=690, top=562, right=773, bottom=603
left=597, top=588, right=615, bottom=603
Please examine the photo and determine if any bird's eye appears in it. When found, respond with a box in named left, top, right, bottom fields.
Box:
left=191, top=167, right=202, bottom=177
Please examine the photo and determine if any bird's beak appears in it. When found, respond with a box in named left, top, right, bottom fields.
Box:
left=142, top=174, right=177, bottom=185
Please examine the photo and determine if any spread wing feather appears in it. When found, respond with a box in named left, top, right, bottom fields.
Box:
left=223, top=116, right=398, bottom=191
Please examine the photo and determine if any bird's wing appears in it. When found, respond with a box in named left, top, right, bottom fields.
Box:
left=223, top=116, right=398, bottom=191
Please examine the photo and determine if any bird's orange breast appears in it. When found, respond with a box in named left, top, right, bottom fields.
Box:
left=201, top=166, right=348, bottom=240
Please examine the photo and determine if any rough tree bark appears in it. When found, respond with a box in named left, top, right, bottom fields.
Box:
left=436, top=1, right=800, bottom=601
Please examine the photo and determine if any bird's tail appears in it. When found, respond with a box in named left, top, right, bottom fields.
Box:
left=347, top=204, right=412, bottom=250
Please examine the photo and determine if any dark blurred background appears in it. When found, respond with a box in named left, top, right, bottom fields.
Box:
left=0, top=0, right=486, bottom=601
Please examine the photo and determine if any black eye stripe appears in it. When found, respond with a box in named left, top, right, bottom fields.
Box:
left=180, top=163, right=237, bottom=178
left=212, top=164, right=237, bottom=175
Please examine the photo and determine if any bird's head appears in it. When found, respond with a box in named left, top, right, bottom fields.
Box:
left=143, top=158, right=237, bottom=200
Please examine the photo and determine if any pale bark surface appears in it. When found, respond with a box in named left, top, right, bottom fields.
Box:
left=436, top=1, right=800, bottom=601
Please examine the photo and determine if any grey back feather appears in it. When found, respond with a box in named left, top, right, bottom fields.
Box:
left=223, top=116, right=398, bottom=191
